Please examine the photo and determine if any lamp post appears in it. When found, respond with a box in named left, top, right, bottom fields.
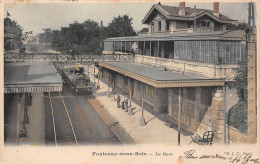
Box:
left=140, top=97, right=145, bottom=126
left=97, top=65, right=100, bottom=89
left=20, top=93, right=28, bottom=137
left=88, top=64, right=90, bottom=75
left=178, top=88, right=181, bottom=146
left=129, top=90, right=132, bottom=107
left=93, top=64, right=96, bottom=85
left=16, top=93, right=23, bottom=144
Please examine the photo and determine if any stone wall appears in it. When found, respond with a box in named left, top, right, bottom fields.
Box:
left=210, top=88, right=224, bottom=142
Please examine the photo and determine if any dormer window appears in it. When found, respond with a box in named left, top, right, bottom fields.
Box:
left=158, top=21, right=162, bottom=31
left=200, top=21, right=210, bottom=27
left=166, top=20, right=170, bottom=31
left=151, top=23, right=154, bottom=32
left=197, top=18, right=213, bottom=28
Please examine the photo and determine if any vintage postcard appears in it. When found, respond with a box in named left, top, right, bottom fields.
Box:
left=1, top=0, right=259, bottom=163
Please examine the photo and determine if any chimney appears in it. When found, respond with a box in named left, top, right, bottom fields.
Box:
left=213, top=2, right=219, bottom=18
left=179, top=2, right=185, bottom=16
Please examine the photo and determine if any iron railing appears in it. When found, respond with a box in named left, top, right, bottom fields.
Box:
left=4, top=53, right=134, bottom=64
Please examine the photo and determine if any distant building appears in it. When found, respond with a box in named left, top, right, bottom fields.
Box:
left=23, top=35, right=39, bottom=44
left=101, top=2, right=246, bottom=143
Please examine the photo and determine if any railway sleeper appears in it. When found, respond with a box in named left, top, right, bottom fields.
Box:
left=56, top=134, right=75, bottom=140
left=56, top=130, right=74, bottom=135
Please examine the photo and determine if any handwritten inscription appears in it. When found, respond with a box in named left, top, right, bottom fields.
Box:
left=179, top=150, right=259, bottom=164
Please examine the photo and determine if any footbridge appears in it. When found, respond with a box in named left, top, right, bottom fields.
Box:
left=4, top=52, right=134, bottom=63
left=4, top=51, right=134, bottom=94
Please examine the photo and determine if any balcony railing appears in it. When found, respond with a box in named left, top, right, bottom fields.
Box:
left=139, top=27, right=216, bottom=36
left=134, top=54, right=238, bottom=80
left=139, top=28, right=194, bottom=36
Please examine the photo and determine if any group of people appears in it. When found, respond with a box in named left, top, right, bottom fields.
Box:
left=116, top=93, right=129, bottom=112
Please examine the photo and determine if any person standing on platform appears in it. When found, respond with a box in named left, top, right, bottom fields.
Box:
left=122, top=99, right=125, bottom=110
left=116, top=93, right=121, bottom=108
left=122, top=95, right=126, bottom=111
left=125, top=96, right=129, bottom=112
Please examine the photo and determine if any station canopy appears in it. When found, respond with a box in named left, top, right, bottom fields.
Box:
left=104, top=30, right=245, bottom=42
left=4, top=62, right=63, bottom=93
left=100, top=61, right=225, bottom=88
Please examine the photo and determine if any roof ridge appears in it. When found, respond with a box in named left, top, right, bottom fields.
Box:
left=155, top=4, right=170, bottom=16
left=162, top=5, right=213, bottom=12
left=159, top=4, right=234, bottom=21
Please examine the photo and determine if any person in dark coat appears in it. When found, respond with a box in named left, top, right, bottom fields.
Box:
left=124, top=96, right=129, bottom=112
left=121, top=100, right=125, bottom=110
left=116, top=93, right=121, bottom=108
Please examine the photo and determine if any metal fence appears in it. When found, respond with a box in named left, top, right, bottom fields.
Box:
left=4, top=53, right=135, bottom=64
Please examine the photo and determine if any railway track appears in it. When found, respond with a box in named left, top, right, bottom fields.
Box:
left=47, top=92, right=78, bottom=146
left=45, top=84, right=121, bottom=145
left=60, top=86, right=110, bottom=145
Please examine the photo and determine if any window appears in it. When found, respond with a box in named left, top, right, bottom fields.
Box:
left=166, top=20, right=170, bottom=31
left=151, top=23, right=154, bottom=32
left=186, top=88, right=196, bottom=101
left=145, top=85, right=154, bottom=97
left=187, top=102, right=194, bottom=118
left=172, top=93, right=179, bottom=117
left=124, top=77, right=128, bottom=86
left=198, top=21, right=211, bottom=28
left=158, top=21, right=162, bottom=31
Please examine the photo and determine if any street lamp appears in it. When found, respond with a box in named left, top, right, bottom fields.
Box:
left=178, top=88, right=181, bottom=146
left=140, top=97, right=146, bottom=126
left=97, top=63, right=100, bottom=89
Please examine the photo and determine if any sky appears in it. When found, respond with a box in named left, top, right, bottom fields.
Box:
left=4, top=2, right=250, bottom=34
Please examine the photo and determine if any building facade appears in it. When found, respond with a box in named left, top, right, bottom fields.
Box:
left=101, top=2, right=245, bottom=143
left=142, top=2, right=235, bottom=34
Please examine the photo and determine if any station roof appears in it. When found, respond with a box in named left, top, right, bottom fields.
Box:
left=104, top=30, right=245, bottom=42
left=4, top=62, right=63, bottom=93
left=99, top=62, right=225, bottom=88
left=142, top=4, right=236, bottom=24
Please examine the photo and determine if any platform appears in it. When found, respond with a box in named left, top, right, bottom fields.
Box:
left=4, top=62, right=63, bottom=93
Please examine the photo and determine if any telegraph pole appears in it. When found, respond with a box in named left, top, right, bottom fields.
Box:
left=247, top=2, right=257, bottom=144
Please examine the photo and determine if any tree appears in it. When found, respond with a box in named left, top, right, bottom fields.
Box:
left=226, top=22, right=247, bottom=31
left=4, top=18, right=23, bottom=36
left=227, top=62, right=248, bottom=133
left=39, top=14, right=137, bottom=55
left=226, top=21, right=248, bottom=133
left=4, top=18, right=23, bottom=50
left=48, top=19, right=103, bottom=55
left=107, top=15, right=136, bottom=37
left=39, top=28, right=53, bottom=44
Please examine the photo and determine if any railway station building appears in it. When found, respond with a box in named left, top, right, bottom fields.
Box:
left=100, top=2, right=246, bottom=142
